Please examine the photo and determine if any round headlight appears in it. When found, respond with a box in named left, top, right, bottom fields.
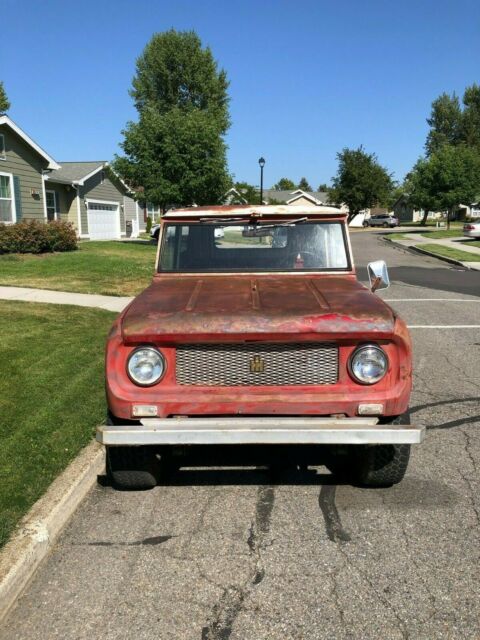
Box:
left=349, top=345, right=388, bottom=384
left=127, top=347, right=165, bottom=386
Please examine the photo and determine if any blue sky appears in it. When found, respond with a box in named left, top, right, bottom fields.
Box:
left=1, top=0, right=479, bottom=189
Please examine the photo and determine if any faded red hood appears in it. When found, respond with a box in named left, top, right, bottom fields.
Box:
left=121, top=275, right=396, bottom=343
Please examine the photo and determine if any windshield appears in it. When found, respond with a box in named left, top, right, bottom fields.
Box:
left=158, top=221, right=350, bottom=272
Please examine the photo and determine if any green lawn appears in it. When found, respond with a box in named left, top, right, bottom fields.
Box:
left=402, top=221, right=464, bottom=228
left=0, top=241, right=157, bottom=297
left=420, top=243, right=480, bottom=262
left=0, top=301, right=116, bottom=548
left=386, top=233, right=407, bottom=241
left=419, top=229, right=467, bottom=239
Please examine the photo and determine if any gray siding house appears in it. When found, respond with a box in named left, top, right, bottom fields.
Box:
left=0, top=115, right=140, bottom=239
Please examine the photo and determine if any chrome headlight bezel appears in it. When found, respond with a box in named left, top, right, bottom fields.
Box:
left=127, top=346, right=166, bottom=386
left=348, top=344, right=389, bottom=385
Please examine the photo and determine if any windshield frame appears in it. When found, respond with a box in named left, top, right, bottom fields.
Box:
left=155, top=218, right=354, bottom=275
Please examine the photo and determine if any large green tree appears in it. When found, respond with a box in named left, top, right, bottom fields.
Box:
left=273, top=178, right=296, bottom=191
left=0, top=82, right=10, bottom=114
left=405, top=145, right=480, bottom=228
left=461, top=84, right=480, bottom=149
left=425, top=92, right=462, bottom=155
left=328, top=147, right=394, bottom=223
left=425, top=144, right=480, bottom=228
left=403, top=159, right=440, bottom=226
left=426, top=84, right=480, bottom=155
left=116, top=107, right=231, bottom=211
left=115, top=30, right=231, bottom=209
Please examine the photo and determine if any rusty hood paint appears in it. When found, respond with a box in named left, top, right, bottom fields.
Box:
left=121, top=275, right=396, bottom=343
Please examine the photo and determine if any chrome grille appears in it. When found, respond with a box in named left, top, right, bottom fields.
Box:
left=176, top=343, right=338, bottom=386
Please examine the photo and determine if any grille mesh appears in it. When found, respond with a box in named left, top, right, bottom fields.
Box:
left=176, top=343, right=338, bottom=386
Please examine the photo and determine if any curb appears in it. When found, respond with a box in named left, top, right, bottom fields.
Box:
left=0, top=440, right=105, bottom=623
left=383, top=237, right=471, bottom=269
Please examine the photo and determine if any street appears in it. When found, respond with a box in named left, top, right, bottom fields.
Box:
left=2, top=232, right=479, bottom=640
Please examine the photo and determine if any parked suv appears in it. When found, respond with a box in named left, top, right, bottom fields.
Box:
left=99, top=205, right=423, bottom=490
left=364, top=214, right=399, bottom=228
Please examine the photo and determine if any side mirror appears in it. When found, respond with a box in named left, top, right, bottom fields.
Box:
left=367, top=260, right=390, bottom=292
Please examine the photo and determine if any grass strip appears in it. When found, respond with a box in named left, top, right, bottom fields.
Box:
left=0, top=301, right=116, bottom=548
left=420, top=243, right=480, bottom=262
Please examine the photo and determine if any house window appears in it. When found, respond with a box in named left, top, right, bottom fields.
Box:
left=0, top=134, right=5, bottom=160
left=0, top=173, right=15, bottom=222
left=45, top=190, right=58, bottom=221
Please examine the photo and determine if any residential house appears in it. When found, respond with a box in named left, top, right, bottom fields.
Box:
left=260, top=189, right=370, bottom=226
left=261, top=189, right=330, bottom=206
left=0, top=115, right=141, bottom=240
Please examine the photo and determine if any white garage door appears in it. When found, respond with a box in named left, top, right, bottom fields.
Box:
left=87, top=201, right=121, bottom=240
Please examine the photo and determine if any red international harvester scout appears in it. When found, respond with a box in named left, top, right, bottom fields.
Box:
left=98, top=205, right=424, bottom=489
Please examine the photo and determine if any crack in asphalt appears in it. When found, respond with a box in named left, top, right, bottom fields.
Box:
left=319, top=485, right=351, bottom=543
left=201, top=485, right=275, bottom=640
left=84, top=535, right=174, bottom=547
left=459, top=428, right=480, bottom=529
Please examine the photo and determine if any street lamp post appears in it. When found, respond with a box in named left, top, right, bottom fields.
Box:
left=258, top=157, right=265, bottom=205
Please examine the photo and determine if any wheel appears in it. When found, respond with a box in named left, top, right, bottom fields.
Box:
left=363, top=221, right=369, bottom=228
left=353, top=413, right=412, bottom=487
left=106, top=446, right=157, bottom=490
left=105, top=412, right=157, bottom=490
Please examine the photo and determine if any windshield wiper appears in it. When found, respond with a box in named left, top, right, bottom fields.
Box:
left=256, top=217, right=308, bottom=228
left=199, top=217, right=308, bottom=227
left=199, top=217, right=249, bottom=224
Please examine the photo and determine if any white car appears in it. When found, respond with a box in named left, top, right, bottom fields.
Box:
left=463, top=221, right=480, bottom=238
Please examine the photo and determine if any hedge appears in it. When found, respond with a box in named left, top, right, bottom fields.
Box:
left=0, top=220, right=78, bottom=254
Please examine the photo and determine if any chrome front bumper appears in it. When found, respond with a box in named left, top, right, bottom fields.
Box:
left=97, top=417, right=424, bottom=446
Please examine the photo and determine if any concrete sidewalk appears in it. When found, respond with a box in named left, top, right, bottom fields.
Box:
left=0, top=286, right=133, bottom=312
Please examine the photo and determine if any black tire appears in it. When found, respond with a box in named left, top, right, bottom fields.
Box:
left=106, top=446, right=157, bottom=490
left=353, top=413, right=411, bottom=487
left=105, top=412, right=157, bottom=490
left=363, top=221, right=369, bottom=228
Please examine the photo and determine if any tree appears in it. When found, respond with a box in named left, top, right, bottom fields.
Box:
left=232, top=181, right=260, bottom=204
left=425, top=85, right=480, bottom=155
left=317, top=183, right=329, bottom=192
left=461, top=84, right=480, bottom=149
left=130, top=30, right=230, bottom=133
left=273, top=178, right=296, bottom=191
left=328, top=147, right=394, bottom=223
left=116, top=107, right=231, bottom=211
left=403, top=159, right=440, bottom=226
left=0, top=82, right=10, bottom=114
left=115, top=30, right=231, bottom=209
left=298, top=177, right=312, bottom=191
left=425, top=93, right=462, bottom=155
left=424, top=144, right=480, bottom=228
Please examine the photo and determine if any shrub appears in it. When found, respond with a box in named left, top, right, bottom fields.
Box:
left=0, top=220, right=78, bottom=254
left=146, top=215, right=153, bottom=234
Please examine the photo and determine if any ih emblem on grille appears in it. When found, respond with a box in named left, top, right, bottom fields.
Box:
left=250, top=355, right=265, bottom=373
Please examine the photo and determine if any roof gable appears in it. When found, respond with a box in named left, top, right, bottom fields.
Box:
left=0, top=115, right=60, bottom=170
left=47, top=161, right=106, bottom=184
